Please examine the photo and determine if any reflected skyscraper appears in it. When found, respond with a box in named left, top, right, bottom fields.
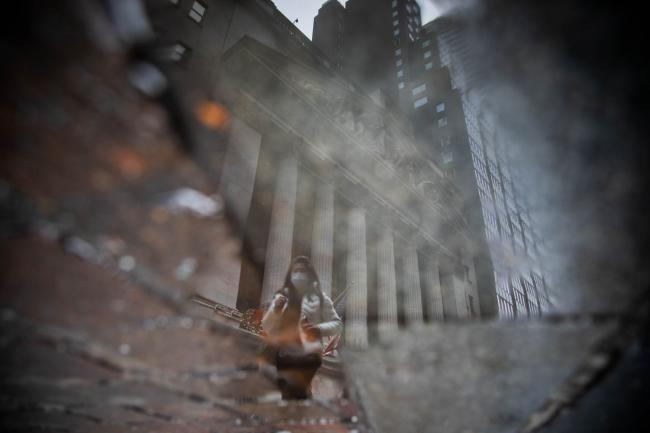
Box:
left=313, top=0, right=552, bottom=318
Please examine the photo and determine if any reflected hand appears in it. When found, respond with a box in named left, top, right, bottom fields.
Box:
left=302, top=323, right=322, bottom=340
left=271, top=293, right=287, bottom=311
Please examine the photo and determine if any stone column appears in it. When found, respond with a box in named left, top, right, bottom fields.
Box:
left=311, top=183, right=334, bottom=296
left=377, top=227, right=398, bottom=340
left=422, top=255, right=444, bottom=321
left=402, top=246, right=423, bottom=325
left=210, top=118, right=261, bottom=308
left=441, top=259, right=460, bottom=319
left=261, top=157, right=298, bottom=302
left=345, top=208, right=368, bottom=348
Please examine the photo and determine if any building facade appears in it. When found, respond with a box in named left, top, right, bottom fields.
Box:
left=146, top=0, right=340, bottom=101
left=146, top=0, right=486, bottom=348
left=428, top=16, right=553, bottom=317
left=402, top=26, right=502, bottom=318
left=311, top=0, right=423, bottom=107
left=312, top=0, right=345, bottom=72
left=312, top=0, right=551, bottom=318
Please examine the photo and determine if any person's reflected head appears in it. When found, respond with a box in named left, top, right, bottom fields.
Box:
left=284, top=256, right=321, bottom=300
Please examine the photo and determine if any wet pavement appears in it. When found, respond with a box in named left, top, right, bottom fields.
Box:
left=0, top=19, right=366, bottom=431
left=0, top=234, right=364, bottom=433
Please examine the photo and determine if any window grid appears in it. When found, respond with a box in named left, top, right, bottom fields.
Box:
left=482, top=208, right=499, bottom=240
left=475, top=171, right=490, bottom=195
left=472, top=154, right=488, bottom=178
left=498, top=295, right=515, bottom=319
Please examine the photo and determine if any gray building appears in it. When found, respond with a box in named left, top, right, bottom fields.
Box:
left=313, top=0, right=551, bottom=318
left=312, top=0, right=423, bottom=108
left=312, top=0, right=345, bottom=72
left=403, top=27, right=501, bottom=319
left=428, top=16, right=552, bottom=317
left=145, top=0, right=486, bottom=348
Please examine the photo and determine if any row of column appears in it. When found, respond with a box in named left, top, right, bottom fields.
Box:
left=257, top=158, right=446, bottom=347
left=218, top=120, right=446, bottom=340
left=376, top=227, right=398, bottom=340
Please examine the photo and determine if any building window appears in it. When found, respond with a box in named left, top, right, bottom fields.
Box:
left=424, top=62, right=433, bottom=70
left=442, top=150, right=453, bottom=164
left=189, top=0, right=206, bottom=23
left=411, top=83, right=426, bottom=96
left=169, top=0, right=180, bottom=4
left=394, top=28, right=400, bottom=36
left=393, top=19, right=399, bottom=26
left=397, top=69, right=404, bottom=78
left=478, top=185, right=491, bottom=203
left=396, top=59, right=403, bottom=67
left=414, top=96, right=428, bottom=109
left=167, top=42, right=189, bottom=61
left=438, top=117, right=448, bottom=127
left=424, top=50, right=432, bottom=59
left=392, top=0, right=398, bottom=7
left=393, top=10, right=399, bottom=17
left=398, top=81, right=405, bottom=90
left=395, top=48, right=402, bottom=56
left=476, top=171, right=490, bottom=193
left=436, top=102, right=446, bottom=113
left=422, top=39, right=431, bottom=48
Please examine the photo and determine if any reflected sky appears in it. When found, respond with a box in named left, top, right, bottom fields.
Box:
left=274, top=0, right=443, bottom=39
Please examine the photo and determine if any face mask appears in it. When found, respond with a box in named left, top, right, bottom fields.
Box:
left=290, top=271, right=311, bottom=292
left=291, top=272, right=309, bottom=288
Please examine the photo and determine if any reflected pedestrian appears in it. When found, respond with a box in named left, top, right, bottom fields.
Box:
left=260, top=256, right=342, bottom=399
